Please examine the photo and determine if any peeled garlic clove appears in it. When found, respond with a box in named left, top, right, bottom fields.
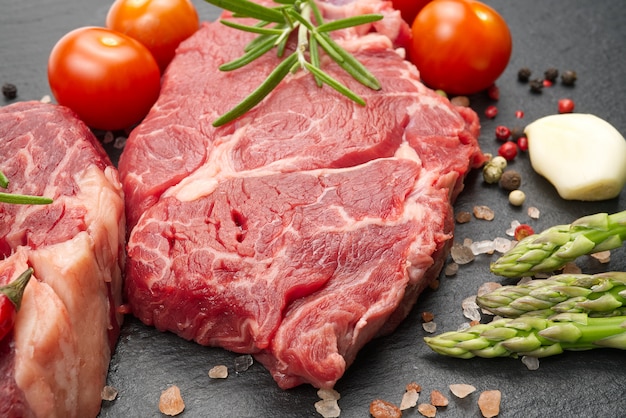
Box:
left=525, top=113, right=626, bottom=201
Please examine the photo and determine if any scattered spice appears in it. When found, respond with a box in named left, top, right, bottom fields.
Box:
left=159, top=385, right=185, bottom=416
left=513, top=224, right=534, bottom=241
left=406, top=382, right=422, bottom=393
left=455, top=211, right=472, bottom=223
left=544, top=67, right=559, bottom=82
left=515, top=109, right=524, bottom=119
left=315, top=399, right=341, bottom=418
left=494, top=125, right=511, bottom=141
left=528, top=78, right=543, bottom=93
left=558, top=98, right=575, bottom=113
left=542, top=79, right=553, bottom=88
left=208, top=365, right=228, bottom=379
left=522, top=355, right=540, bottom=370
left=497, top=141, right=518, bottom=161
left=499, top=170, right=522, bottom=191
left=561, top=70, right=577, bottom=86
left=450, top=242, right=475, bottom=264
left=527, top=206, right=541, bottom=219
left=400, top=388, right=420, bottom=410
left=444, top=262, right=459, bottom=276
left=517, top=67, right=532, bottom=82
left=369, top=399, right=402, bottom=418
left=516, top=135, right=529, bottom=151
left=417, top=403, right=437, bottom=417
left=2, top=83, right=17, bottom=99
left=234, top=354, right=253, bottom=372
left=422, top=321, right=437, bottom=333
left=477, top=390, right=501, bottom=418
left=591, top=250, right=611, bottom=263
left=101, top=385, right=118, bottom=402
left=450, top=95, right=470, bottom=107
left=484, top=105, right=498, bottom=119
left=430, top=390, right=449, bottom=407
left=472, top=205, right=495, bottom=221
left=487, top=84, right=500, bottom=101
left=421, top=311, right=435, bottom=322
left=449, top=384, right=476, bottom=399
left=508, top=189, right=526, bottom=206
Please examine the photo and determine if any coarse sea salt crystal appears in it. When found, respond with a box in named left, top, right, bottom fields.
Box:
left=506, top=220, right=521, bottom=236
left=493, top=237, right=514, bottom=253
left=315, top=399, right=341, bottom=418
left=422, top=322, right=437, bottom=333
left=400, top=389, right=420, bottom=410
left=208, top=365, right=228, bottom=379
left=462, top=296, right=481, bottom=321
left=113, top=136, right=127, bottom=149
left=528, top=206, right=540, bottom=219
left=451, top=243, right=475, bottom=264
left=234, top=354, right=253, bottom=373
left=522, top=356, right=540, bottom=370
left=470, top=240, right=495, bottom=255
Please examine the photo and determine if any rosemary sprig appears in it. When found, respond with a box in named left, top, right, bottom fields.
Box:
left=205, top=0, right=383, bottom=127
left=0, top=169, right=53, bottom=205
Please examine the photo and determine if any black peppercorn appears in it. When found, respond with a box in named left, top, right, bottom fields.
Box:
left=544, top=67, right=559, bottom=82
left=2, top=83, right=17, bottom=100
left=517, top=67, right=532, bottom=82
left=529, top=78, right=543, bottom=93
left=561, top=70, right=577, bottom=86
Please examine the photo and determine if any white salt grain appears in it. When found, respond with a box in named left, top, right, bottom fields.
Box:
left=522, top=356, right=540, bottom=370
left=591, top=250, right=611, bottom=263
left=40, top=95, right=51, bottom=103
left=462, top=296, right=481, bottom=321
left=422, top=321, right=437, bottom=333
left=101, top=385, right=118, bottom=401
left=450, top=243, right=475, bottom=265
left=400, top=389, right=420, bottom=410
left=315, top=399, right=341, bottom=418
left=473, top=205, right=495, bottom=220
left=113, top=136, right=127, bottom=149
left=506, top=220, right=521, bottom=236
left=317, top=388, right=341, bottom=401
left=208, top=365, right=228, bottom=379
left=444, top=262, right=459, bottom=276
left=449, top=383, right=476, bottom=399
left=493, top=237, right=514, bottom=253
left=527, top=206, right=540, bottom=219
left=234, top=354, right=253, bottom=373
left=470, top=240, right=495, bottom=255
left=103, top=131, right=115, bottom=144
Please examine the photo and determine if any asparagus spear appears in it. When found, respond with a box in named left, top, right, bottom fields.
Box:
left=476, top=272, right=626, bottom=318
left=424, top=313, right=626, bottom=359
left=490, top=211, right=626, bottom=278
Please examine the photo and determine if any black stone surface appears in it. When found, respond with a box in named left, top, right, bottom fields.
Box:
left=2, top=1, right=625, bottom=417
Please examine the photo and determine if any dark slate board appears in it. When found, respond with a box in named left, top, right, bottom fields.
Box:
left=2, top=1, right=625, bottom=417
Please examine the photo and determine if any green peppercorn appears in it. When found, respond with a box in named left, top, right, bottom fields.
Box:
left=561, top=70, right=577, bottom=86
left=529, top=79, right=543, bottom=93
left=517, top=67, right=532, bottom=82
left=544, top=67, right=559, bottom=82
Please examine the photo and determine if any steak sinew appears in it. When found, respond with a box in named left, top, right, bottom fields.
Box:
left=119, top=0, right=484, bottom=390
left=0, top=101, right=125, bottom=417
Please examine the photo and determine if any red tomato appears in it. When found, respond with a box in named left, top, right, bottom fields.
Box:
left=106, top=0, right=199, bottom=73
left=391, top=0, right=432, bottom=25
left=409, top=0, right=512, bottom=95
left=48, top=27, right=161, bottom=131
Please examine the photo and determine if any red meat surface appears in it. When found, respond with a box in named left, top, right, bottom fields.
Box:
left=119, top=0, right=484, bottom=389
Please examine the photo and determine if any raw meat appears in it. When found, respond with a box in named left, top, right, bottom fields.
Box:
left=119, top=0, right=484, bottom=389
left=0, top=101, right=125, bottom=417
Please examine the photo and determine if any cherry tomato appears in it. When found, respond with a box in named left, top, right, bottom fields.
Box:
left=391, top=0, right=432, bottom=25
left=48, top=27, right=161, bottom=131
left=106, top=0, right=200, bottom=73
left=409, top=0, right=512, bottom=95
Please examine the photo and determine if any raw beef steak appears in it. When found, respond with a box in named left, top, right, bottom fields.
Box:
left=0, top=101, right=125, bottom=417
left=119, top=0, right=484, bottom=389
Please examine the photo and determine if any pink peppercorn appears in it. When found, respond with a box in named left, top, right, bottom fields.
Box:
left=495, top=125, right=511, bottom=141
left=487, top=84, right=500, bottom=101
left=558, top=98, right=575, bottom=113
left=485, top=105, right=498, bottom=119
left=498, top=141, right=518, bottom=161
left=515, top=110, right=524, bottom=119
left=517, top=136, right=529, bottom=152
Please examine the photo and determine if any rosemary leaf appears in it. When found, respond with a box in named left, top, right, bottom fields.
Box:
left=317, top=33, right=381, bottom=90
left=220, top=35, right=279, bottom=71
left=304, top=62, right=366, bottom=106
left=317, top=15, right=383, bottom=33
left=0, top=192, right=53, bottom=205
left=220, top=19, right=284, bottom=36
left=213, top=53, right=299, bottom=127
left=307, top=0, right=325, bottom=26
left=309, top=35, right=323, bottom=87
left=0, top=170, right=8, bottom=189
left=206, top=0, right=285, bottom=23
